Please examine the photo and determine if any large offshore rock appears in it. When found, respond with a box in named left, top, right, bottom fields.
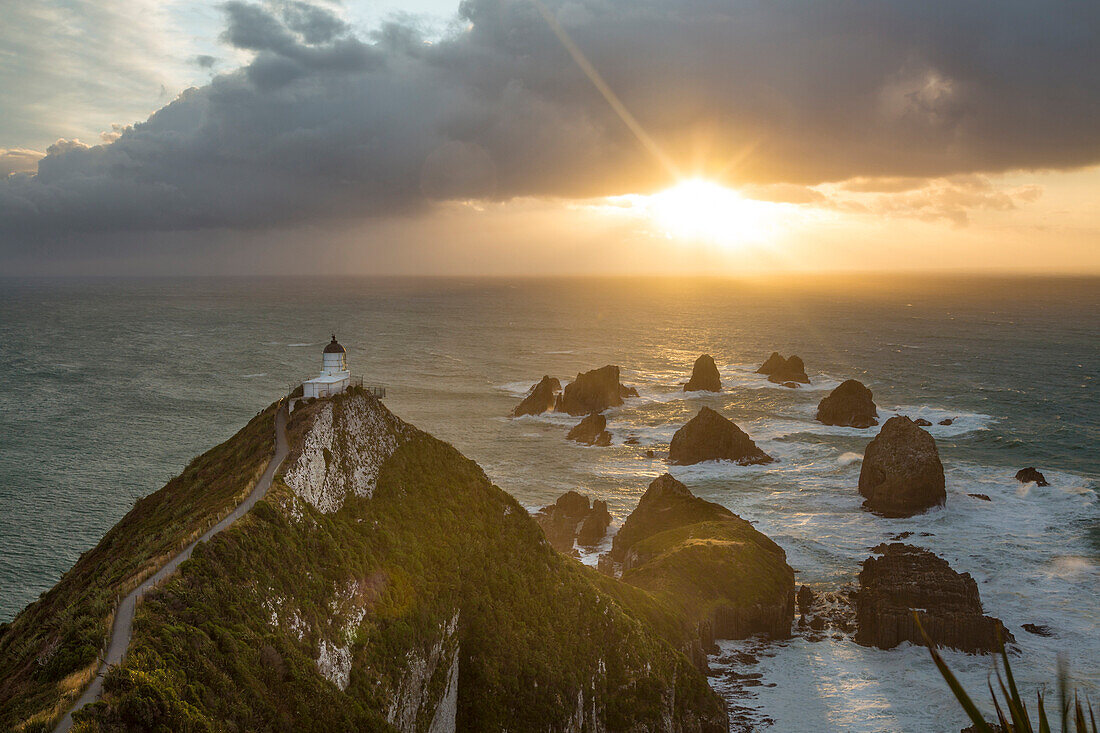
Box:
left=555, top=365, right=638, bottom=416
left=816, top=379, right=879, bottom=428
left=609, top=474, right=794, bottom=643
left=668, top=406, right=773, bottom=465
left=510, top=375, right=561, bottom=417
left=684, top=354, right=722, bottom=392
left=756, top=352, right=809, bottom=384
left=535, top=491, right=612, bottom=554
left=858, top=416, right=946, bottom=516
left=1015, top=467, right=1049, bottom=486
left=856, top=543, right=1013, bottom=653
left=566, top=413, right=612, bottom=446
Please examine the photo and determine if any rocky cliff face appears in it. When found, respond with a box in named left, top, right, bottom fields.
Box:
left=858, top=416, right=946, bottom=516
left=566, top=413, right=612, bottom=446
left=511, top=375, right=561, bottom=417
left=555, top=365, right=638, bottom=416
left=55, top=390, right=727, bottom=732
left=606, top=474, right=794, bottom=646
left=855, top=544, right=1013, bottom=653
left=668, top=406, right=773, bottom=465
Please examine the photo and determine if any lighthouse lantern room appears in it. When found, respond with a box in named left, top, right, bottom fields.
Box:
left=302, top=335, right=351, bottom=398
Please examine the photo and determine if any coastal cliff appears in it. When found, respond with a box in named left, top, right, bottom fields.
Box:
left=1, top=391, right=728, bottom=732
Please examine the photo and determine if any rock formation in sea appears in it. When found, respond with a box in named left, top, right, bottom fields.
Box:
left=566, top=413, right=612, bottom=446
left=555, top=365, right=638, bottom=416
left=756, top=352, right=810, bottom=385
left=510, top=375, right=561, bottom=417
left=939, top=418, right=954, bottom=426
left=913, top=418, right=932, bottom=426
left=855, top=543, right=1013, bottom=653
left=0, top=389, right=729, bottom=732
left=816, top=379, right=879, bottom=428
left=606, top=473, right=794, bottom=645
left=668, top=406, right=773, bottom=465
left=535, top=491, right=612, bottom=554
left=858, top=416, right=946, bottom=516
left=1015, top=467, right=1050, bottom=486
left=684, top=353, right=722, bottom=392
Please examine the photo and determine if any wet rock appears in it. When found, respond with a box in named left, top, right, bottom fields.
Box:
left=757, top=353, right=810, bottom=384
left=684, top=353, right=722, bottom=392
left=1015, top=467, right=1049, bottom=487
left=855, top=543, right=1013, bottom=653
left=858, top=416, right=946, bottom=517
left=913, top=418, right=932, bottom=426
left=816, top=380, right=879, bottom=428
left=609, top=474, right=794, bottom=642
left=796, top=585, right=815, bottom=615
left=756, top=352, right=787, bottom=375
left=555, top=365, right=636, bottom=416
left=644, top=449, right=655, bottom=458
left=1022, top=623, right=1054, bottom=637
left=624, top=436, right=639, bottom=445
left=535, top=491, right=612, bottom=554
left=668, top=407, right=773, bottom=466
left=939, top=418, right=954, bottom=426
left=968, top=493, right=992, bottom=502
left=566, top=413, right=612, bottom=446
left=511, top=375, right=561, bottom=417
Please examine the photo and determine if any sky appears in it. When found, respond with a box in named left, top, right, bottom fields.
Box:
left=0, top=0, right=1097, bottom=276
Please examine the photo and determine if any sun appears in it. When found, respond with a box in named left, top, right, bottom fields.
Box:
left=647, top=179, right=775, bottom=246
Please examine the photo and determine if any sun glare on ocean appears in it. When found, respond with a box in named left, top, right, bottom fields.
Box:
left=601, top=178, right=794, bottom=249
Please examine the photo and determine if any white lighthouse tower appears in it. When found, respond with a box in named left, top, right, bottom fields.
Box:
left=302, top=335, right=351, bottom=398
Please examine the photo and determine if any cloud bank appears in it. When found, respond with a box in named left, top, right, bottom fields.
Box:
left=1, top=0, right=1097, bottom=244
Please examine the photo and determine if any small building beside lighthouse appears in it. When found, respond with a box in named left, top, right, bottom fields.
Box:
left=302, top=335, right=352, bottom=398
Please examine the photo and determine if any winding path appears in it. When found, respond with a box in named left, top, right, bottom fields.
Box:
left=55, top=402, right=290, bottom=732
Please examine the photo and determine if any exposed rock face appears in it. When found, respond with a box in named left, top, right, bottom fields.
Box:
left=757, top=352, right=809, bottom=384
left=858, top=416, right=946, bottom=516
left=283, top=391, right=416, bottom=512
left=756, top=352, right=786, bottom=375
left=668, top=406, right=773, bottom=465
left=939, top=418, right=954, bottom=426
left=913, top=418, right=932, bottom=426
left=608, top=474, right=794, bottom=643
left=1015, top=467, right=1049, bottom=486
left=535, top=491, right=612, bottom=554
left=684, top=354, right=722, bottom=392
left=816, top=380, right=879, bottom=428
left=566, top=413, right=612, bottom=446
left=555, top=365, right=637, bottom=416
left=511, top=376, right=561, bottom=417
left=855, top=544, right=1013, bottom=653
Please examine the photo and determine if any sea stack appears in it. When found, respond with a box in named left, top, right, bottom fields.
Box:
left=608, top=474, right=794, bottom=643
left=856, top=543, right=1013, bottom=653
left=858, top=416, right=946, bottom=516
left=1015, top=467, right=1049, bottom=486
left=684, top=354, right=722, bottom=392
left=511, top=375, right=561, bottom=417
left=756, top=352, right=809, bottom=385
left=536, top=491, right=613, bottom=554
left=816, top=379, right=879, bottom=428
left=555, top=365, right=638, bottom=416
left=566, top=413, right=612, bottom=446
left=668, top=407, right=773, bottom=465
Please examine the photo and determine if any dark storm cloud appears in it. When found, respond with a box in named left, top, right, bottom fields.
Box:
left=1, top=0, right=1098, bottom=241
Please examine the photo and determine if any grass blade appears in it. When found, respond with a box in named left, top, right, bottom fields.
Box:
left=916, top=613, right=994, bottom=733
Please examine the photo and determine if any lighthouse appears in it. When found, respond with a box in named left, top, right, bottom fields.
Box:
left=302, top=335, right=352, bottom=398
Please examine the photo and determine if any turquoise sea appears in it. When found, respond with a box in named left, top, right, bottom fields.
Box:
left=0, top=275, right=1096, bottom=731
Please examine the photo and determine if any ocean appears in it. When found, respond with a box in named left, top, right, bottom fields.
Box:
left=0, top=275, right=1096, bottom=731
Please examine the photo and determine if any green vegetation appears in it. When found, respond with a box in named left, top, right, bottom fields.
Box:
left=608, top=474, right=794, bottom=642
left=0, top=402, right=280, bottom=733
left=69, top=405, right=727, bottom=731
left=922, top=618, right=1097, bottom=733
left=621, top=520, right=794, bottom=638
